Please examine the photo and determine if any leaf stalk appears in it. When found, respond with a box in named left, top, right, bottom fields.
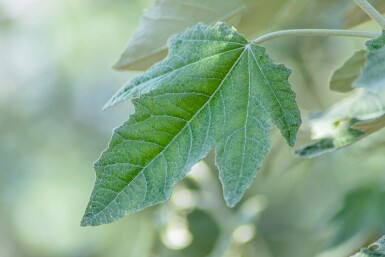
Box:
left=252, top=29, right=379, bottom=44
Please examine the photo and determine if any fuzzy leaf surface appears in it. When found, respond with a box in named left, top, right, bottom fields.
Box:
left=357, top=32, right=385, bottom=89
left=82, top=23, right=300, bottom=226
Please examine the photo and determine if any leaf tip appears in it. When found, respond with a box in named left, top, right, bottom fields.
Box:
left=80, top=214, right=93, bottom=227
left=225, top=199, right=238, bottom=208
left=224, top=193, right=242, bottom=208
left=288, top=135, right=297, bottom=148
left=103, top=93, right=123, bottom=110
left=112, top=54, right=148, bottom=71
left=102, top=101, right=113, bottom=111
left=112, top=60, right=125, bottom=71
left=112, top=53, right=135, bottom=71
left=285, top=120, right=301, bottom=148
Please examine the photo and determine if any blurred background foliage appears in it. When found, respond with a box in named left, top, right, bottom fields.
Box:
left=1, top=0, right=385, bottom=257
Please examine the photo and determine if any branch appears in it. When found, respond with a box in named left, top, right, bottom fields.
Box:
left=354, top=0, right=385, bottom=30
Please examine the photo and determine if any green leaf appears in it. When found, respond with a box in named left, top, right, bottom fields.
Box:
left=330, top=32, right=385, bottom=93
left=296, top=32, right=385, bottom=158
left=351, top=236, right=385, bottom=257
left=113, top=0, right=289, bottom=71
left=328, top=186, right=385, bottom=248
left=295, top=89, right=385, bottom=158
left=82, top=23, right=301, bottom=226
left=329, top=50, right=366, bottom=93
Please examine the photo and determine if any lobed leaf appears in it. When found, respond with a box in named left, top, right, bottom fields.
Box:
left=82, top=23, right=301, bottom=226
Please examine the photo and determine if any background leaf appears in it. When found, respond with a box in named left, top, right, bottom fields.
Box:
left=329, top=50, right=366, bottom=93
left=113, top=0, right=243, bottom=70
left=296, top=33, right=385, bottom=157
left=272, top=0, right=355, bottom=29
left=82, top=23, right=300, bottom=226
left=113, top=0, right=290, bottom=71
left=113, top=0, right=376, bottom=72
left=329, top=32, right=385, bottom=93
left=329, top=186, right=385, bottom=248
left=356, top=32, right=385, bottom=89
left=295, top=89, right=385, bottom=158
left=353, top=114, right=385, bottom=134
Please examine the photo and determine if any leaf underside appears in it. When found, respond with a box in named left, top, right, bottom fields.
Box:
left=82, top=23, right=301, bottom=226
left=113, top=0, right=290, bottom=71
left=296, top=32, right=385, bottom=158
left=113, top=0, right=245, bottom=70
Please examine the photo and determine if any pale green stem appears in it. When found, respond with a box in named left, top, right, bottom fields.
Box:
left=354, top=0, right=385, bottom=30
left=252, top=29, right=379, bottom=44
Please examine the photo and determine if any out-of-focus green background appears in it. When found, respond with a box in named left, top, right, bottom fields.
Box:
left=1, top=1, right=385, bottom=257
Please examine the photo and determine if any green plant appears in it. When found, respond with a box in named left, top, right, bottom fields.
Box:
left=82, top=0, right=385, bottom=242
